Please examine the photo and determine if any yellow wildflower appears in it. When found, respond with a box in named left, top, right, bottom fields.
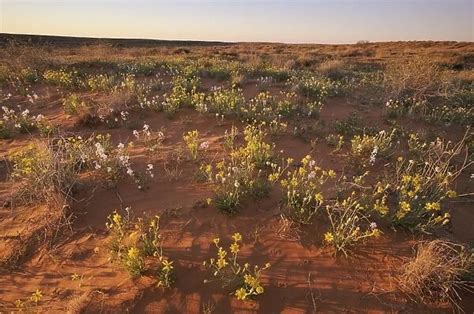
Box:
left=230, top=242, right=240, bottom=254
left=399, top=201, right=411, bottom=212
left=112, top=212, right=122, bottom=226
left=232, top=232, right=242, bottom=242
left=425, top=202, right=441, bottom=211
left=127, top=247, right=140, bottom=259
left=235, top=288, right=247, bottom=300
left=447, top=190, right=457, bottom=198
left=30, top=289, right=43, bottom=303
left=324, top=232, right=334, bottom=243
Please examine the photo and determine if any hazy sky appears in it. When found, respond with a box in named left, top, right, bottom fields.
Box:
left=1, top=0, right=472, bottom=44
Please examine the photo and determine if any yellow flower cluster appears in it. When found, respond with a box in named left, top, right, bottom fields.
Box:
left=280, top=155, right=335, bottom=224
left=204, top=233, right=270, bottom=301
left=389, top=154, right=459, bottom=231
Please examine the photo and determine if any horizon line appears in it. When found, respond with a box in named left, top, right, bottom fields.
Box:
left=1, top=32, right=471, bottom=46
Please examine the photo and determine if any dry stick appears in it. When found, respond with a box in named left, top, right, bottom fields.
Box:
left=115, top=190, right=124, bottom=210
left=307, top=272, right=318, bottom=312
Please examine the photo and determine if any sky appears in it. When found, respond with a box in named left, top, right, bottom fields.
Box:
left=1, top=0, right=472, bottom=44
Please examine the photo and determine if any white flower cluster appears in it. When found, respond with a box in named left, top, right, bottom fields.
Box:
left=369, top=146, right=378, bottom=165
left=26, top=93, right=39, bottom=104
left=133, top=123, right=151, bottom=139
left=1, top=105, right=45, bottom=131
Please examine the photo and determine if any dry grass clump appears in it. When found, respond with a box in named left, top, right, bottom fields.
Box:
left=9, top=139, right=81, bottom=205
left=399, top=240, right=473, bottom=309
left=317, top=59, right=347, bottom=80
left=384, top=56, right=444, bottom=99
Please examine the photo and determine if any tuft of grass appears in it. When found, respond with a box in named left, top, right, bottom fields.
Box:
left=399, top=240, right=473, bottom=310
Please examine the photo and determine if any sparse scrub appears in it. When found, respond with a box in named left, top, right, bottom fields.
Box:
left=43, top=68, right=82, bottom=89
left=325, top=134, right=344, bottom=152
left=318, top=59, right=347, bottom=80
left=350, top=129, right=396, bottom=165
left=10, top=139, right=81, bottom=204
left=183, top=130, right=208, bottom=160
left=324, top=191, right=381, bottom=256
left=383, top=56, right=444, bottom=100
left=204, top=85, right=245, bottom=116
left=207, top=125, right=274, bottom=212
left=335, top=113, right=377, bottom=136
left=277, top=155, right=336, bottom=224
left=383, top=135, right=471, bottom=232
left=106, top=209, right=174, bottom=281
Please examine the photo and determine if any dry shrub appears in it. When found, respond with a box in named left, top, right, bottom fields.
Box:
left=9, top=139, right=81, bottom=205
left=274, top=215, right=301, bottom=241
left=0, top=41, right=52, bottom=71
left=449, top=69, right=474, bottom=86
left=77, top=43, right=115, bottom=61
left=318, top=59, right=347, bottom=80
left=339, top=46, right=374, bottom=58
left=66, top=289, right=95, bottom=314
left=384, top=56, right=444, bottom=99
left=399, top=240, right=473, bottom=309
left=95, top=89, right=134, bottom=113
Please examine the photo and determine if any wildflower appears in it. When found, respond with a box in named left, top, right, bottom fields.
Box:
left=111, top=212, right=122, bottom=226
left=370, top=222, right=377, bottom=230
left=126, top=168, right=134, bottom=176
left=425, top=202, right=441, bottom=211
left=213, top=238, right=220, bottom=245
left=369, top=146, right=378, bottom=164
left=133, top=130, right=140, bottom=138
left=232, top=232, right=242, bottom=242
left=117, top=143, right=125, bottom=149
left=315, top=193, right=324, bottom=203
left=15, top=299, right=24, bottom=308
left=400, top=201, right=411, bottom=212
left=127, top=247, right=140, bottom=259
left=30, top=289, right=43, bottom=303
left=447, top=190, right=457, bottom=198
left=324, top=232, right=334, bottom=243
left=235, top=288, right=247, bottom=300
left=372, top=229, right=381, bottom=237
left=327, top=170, right=336, bottom=178
left=199, top=141, right=209, bottom=150
left=216, top=257, right=227, bottom=269
left=230, top=242, right=240, bottom=254
left=161, top=259, right=174, bottom=273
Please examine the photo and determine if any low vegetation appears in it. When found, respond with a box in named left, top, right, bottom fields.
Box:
left=0, top=39, right=472, bottom=312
